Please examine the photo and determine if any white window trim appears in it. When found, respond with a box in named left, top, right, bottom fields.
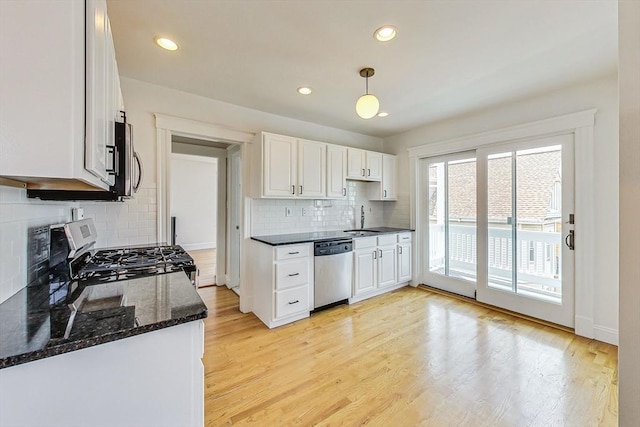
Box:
left=408, top=109, right=598, bottom=340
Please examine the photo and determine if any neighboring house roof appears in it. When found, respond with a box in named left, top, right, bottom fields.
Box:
left=430, top=150, right=561, bottom=222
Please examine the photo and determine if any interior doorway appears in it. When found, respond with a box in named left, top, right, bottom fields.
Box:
left=170, top=135, right=231, bottom=288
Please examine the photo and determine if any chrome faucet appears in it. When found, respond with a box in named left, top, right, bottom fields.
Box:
left=361, top=205, right=365, bottom=229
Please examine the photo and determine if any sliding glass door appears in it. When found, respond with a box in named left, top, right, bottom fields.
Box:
left=421, top=134, right=575, bottom=327
left=476, top=134, right=575, bottom=327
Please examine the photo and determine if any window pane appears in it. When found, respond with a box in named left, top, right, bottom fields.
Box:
left=447, top=158, right=476, bottom=281
left=515, top=146, right=562, bottom=302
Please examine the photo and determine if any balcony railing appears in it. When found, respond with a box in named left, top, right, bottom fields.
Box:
left=429, top=223, right=562, bottom=298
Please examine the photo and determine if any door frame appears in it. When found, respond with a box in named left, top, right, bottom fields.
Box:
left=155, top=114, right=254, bottom=312
left=408, top=109, right=597, bottom=337
left=226, top=145, right=241, bottom=289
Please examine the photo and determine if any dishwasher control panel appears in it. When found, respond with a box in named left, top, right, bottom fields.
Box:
left=314, top=240, right=353, bottom=256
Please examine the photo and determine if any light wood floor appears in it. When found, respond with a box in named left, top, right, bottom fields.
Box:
left=188, top=248, right=216, bottom=287
left=197, top=285, right=618, bottom=426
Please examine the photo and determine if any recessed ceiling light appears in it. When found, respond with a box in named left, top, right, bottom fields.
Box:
left=297, top=86, right=312, bottom=95
left=374, top=25, right=397, bottom=42
left=377, top=112, right=389, bottom=117
left=155, top=36, right=179, bottom=51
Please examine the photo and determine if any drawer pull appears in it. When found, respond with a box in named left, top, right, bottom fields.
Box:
left=288, top=300, right=300, bottom=305
left=288, top=273, right=300, bottom=277
left=288, top=251, right=300, bottom=255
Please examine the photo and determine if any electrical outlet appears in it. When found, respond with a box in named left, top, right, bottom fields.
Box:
left=285, top=207, right=292, bottom=217
left=302, top=208, right=307, bottom=216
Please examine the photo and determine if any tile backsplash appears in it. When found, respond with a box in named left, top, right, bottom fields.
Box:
left=0, top=186, right=72, bottom=304
left=251, top=181, right=385, bottom=236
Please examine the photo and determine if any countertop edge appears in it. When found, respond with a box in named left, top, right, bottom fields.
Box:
left=0, top=310, right=207, bottom=370
left=251, top=228, right=415, bottom=246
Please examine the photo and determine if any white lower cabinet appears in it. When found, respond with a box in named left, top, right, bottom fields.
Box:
left=250, top=241, right=313, bottom=328
left=352, top=233, right=411, bottom=301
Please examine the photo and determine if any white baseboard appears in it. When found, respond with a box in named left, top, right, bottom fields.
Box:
left=594, top=325, right=619, bottom=346
left=180, top=242, right=216, bottom=251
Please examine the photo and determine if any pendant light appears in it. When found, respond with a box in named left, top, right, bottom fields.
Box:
left=356, top=67, right=380, bottom=119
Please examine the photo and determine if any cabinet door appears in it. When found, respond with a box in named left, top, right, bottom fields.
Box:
left=347, top=148, right=366, bottom=179
left=366, top=151, right=383, bottom=181
left=85, top=0, right=110, bottom=183
left=398, top=242, right=412, bottom=283
left=354, top=250, right=376, bottom=295
left=382, top=155, right=397, bottom=200
left=263, top=134, right=297, bottom=197
left=327, top=145, right=347, bottom=198
left=298, top=139, right=326, bottom=198
left=377, top=245, right=398, bottom=287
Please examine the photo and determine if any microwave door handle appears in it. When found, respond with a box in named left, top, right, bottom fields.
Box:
left=133, top=151, right=143, bottom=193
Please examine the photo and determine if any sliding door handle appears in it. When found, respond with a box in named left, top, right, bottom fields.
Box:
left=565, top=230, right=575, bottom=250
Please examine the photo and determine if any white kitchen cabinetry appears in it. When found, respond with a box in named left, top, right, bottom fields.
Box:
left=0, top=0, right=122, bottom=191
left=249, top=241, right=314, bottom=328
left=397, top=233, right=412, bottom=283
left=327, top=144, right=347, bottom=198
left=0, top=321, right=204, bottom=427
left=351, top=233, right=412, bottom=303
left=258, top=132, right=326, bottom=198
left=369, top=154, right=398, bottom=201
left=346, top=148, right=382, bottom=181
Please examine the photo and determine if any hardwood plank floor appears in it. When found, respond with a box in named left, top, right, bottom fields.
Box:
left=197, top=285, right=618, bottom=426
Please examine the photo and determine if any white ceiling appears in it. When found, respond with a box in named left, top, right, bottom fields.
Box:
left=106, top=0, right=618, bottom=138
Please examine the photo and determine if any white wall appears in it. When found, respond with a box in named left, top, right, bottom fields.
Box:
left=383, top=73, right=619, bottom=342
left=618, top=0, right=640, bottom=424
left=170, top=154, right=217, bottom=250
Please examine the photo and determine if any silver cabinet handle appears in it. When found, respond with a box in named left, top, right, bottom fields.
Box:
left=378, top=249, right=383, bottom=258
left=300, top=185, right=303, bottom=195
left=288, top=273, right=300, bottom=277
left=291, top=185, right=295, bottom=195
left=384, top=189, right=387, bottom=198
left=368, top=168, right=371, bottom=177
left=288, top=300, right=299, bottom=305
left=342, top=188, right=346, bottom=196
left=288, top=251, right=300, bottom=255
left=362, top=168, right=365, bottom=176
left=398, top=246, right=403, bottom=255
left=373, top=250, right=377, bottom=259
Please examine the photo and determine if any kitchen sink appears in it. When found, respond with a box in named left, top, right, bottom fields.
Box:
left=343, top=229, right=381, bottom=236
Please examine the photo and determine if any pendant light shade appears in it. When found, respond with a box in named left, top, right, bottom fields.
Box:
left=356, top=94, right=380, bottom=119
left=356, top=68, right=379, bottom=119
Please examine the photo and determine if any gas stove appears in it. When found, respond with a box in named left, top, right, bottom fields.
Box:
left=48, top=219, right=197, bottom=286
left=78, top=245, right=197, bottom=285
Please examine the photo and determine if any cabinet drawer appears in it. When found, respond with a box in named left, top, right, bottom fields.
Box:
left=275, top=286, right=309, bottom=319
left=377, top=234, right=397, bottom=246
left=397, top=232, right=412, bottom=243
left=275, top=244, right=310, bottom=260
left=275, top=259, right=309, bottom=290
left=354, top=236, right=377, bottom=250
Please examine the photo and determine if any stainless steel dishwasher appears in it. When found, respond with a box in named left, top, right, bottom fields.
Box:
left=313, top=239, right=353, bottom=310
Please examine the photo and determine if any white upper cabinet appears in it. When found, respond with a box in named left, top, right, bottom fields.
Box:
left=368, top=154, right=398, bottom=201
left=262, top=133, right=297, bottom=197
left=259, top=133, right=326, bottom=199
left=0, top=0, right=122, bottom=190
left=326, top=145, right=347, bottom=198
left=297, top=139, right=326, bottom=198
left=346, top=148, right=382, bottom=181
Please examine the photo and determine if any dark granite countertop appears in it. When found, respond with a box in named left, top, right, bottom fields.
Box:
left=0, top=272, right=207, bottom=369
left=251, top=227, right=414, bottom=246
